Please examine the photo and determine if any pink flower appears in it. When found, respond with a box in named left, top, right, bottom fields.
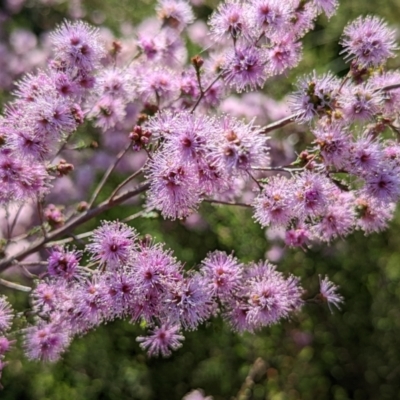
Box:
left=146, top=152, right=202, bottom=220
left=249, top=0, right=291, bottom=39
left=267, top=35, right=302, bottom=75
left=201, top=251, right=243, bottom=300
left=47, top=247, right=82, bottom=280
left=0, top=297, right=13, bottom=333
left=24, top=322, right=70, bottom=362
left=290, top=71, right=340, bottom=122
left=341, top=16, right=397, bottom=68
left=87, top=221, right=138, bottom=269
left=319, top=275, right=344, bottom=312
left=245, top=261, right=303, bottom=329
left=223, top=45, right=268, bottom=92
left=208, top=0, right=251, bottom=41
left=253, top=176, right=294, bottom=228
left=156, top=0, right=194, bottom=31
left=137, top=323, right=184, bottom=357
left=311, top=0, right=338, bottom=18
left=338, top=83, right=383, bottom=123
left=50, top=20, right=105, bottom=73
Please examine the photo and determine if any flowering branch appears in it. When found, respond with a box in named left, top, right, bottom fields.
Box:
left=0, top=0, right=398, bottom=385
left=0, top=183, right=150, bottom=273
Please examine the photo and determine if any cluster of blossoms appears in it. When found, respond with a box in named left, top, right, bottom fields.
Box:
left=0, top=297, right=14, bottom=381
left=0, top=0, right=398, bottom=383
left=254, top=15, right=400, bottom=245
left=206, top=0, right=340, bottom=92
left=144, top=110, right=269, bottom=219
left=0, top=21, right=104, bottom=204
left=24, top=222, right=304, bottom=361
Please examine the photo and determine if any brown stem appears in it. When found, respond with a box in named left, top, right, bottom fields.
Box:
left=0, top=182, right=150, bottom=273
left=44, top=231, right=94, bottom=247
left=88, top=142, right=132, bottom=209
left=203, top=199, right=252, bottom=208
left=251, top=166, right=304, bottom=173
left=381, top=83, right=400, bottom=92
left=109, top=166, right=145, bottom=201
left=261, top=112, right=301, bottom=134
left=0, top=278, right=32, bottom=292
left=8, top=205, right=23, bottom=241
left=37, top=200, right=47, bottom=239
left=191, top=72, right=223, bottom=113
left=246, top=170, right=263, bottom=191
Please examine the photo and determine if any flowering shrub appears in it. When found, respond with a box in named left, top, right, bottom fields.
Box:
left=0, top=0, right=399, bottom=396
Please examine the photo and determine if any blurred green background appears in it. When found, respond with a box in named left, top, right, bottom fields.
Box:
left=2, top=1, right=400, bottom=399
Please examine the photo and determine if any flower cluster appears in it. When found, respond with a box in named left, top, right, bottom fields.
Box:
left=260, top=18, right=400, bottom=244
left=208, top=0, right=338, bottom=92
left=0, top=0, right=398, bottom=387
left=23, top=222, right=303, bottom=361
left=0, top=297, right=14, bottom=379
left=145, top=110, right=269, bottom=219
left=341, top=16, right=397, bottom=68
left=0, top=21, right=104, bottom=205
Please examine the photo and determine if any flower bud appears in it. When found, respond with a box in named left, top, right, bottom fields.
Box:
left=56, top=160, right=74, bottom=177
left=44, top=204, right=65, bottom=228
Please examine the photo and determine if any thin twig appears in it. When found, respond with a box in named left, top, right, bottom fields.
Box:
left=88, top=142, right=132, bottom=208
left=45, top=230, right=94, bottom=247
left=0, top=278, right=32, bottom=292
left=191, top=72, right=223, bottom=113
left=0, top=182, right=150, bottom=273
left=109, top=166, right=145, bottom=201
left=122, top=209, right=151, bottom=223
left=21, top=266, right=39, bottom=279
left=8, top=224, right=47, bottom=243
left=8, top=205, right=23, bottom=241
left=193, top=62, right=204, bottom=93
left=381, top=83, right=400, bottom=92
left=251, top=166, right=304, bottom=173
left=16, top=261, right=48, bottom=266
left=337, top=73, right=350, bottom=94
left=36, top=200, right=47, bottom=239
left=203, top=199, right=252, bottom=208
left=246, top=170, right=263, bottom=191
left=261, top=112, right=301, bottom=134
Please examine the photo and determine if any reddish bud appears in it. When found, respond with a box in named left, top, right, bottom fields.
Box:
left=191, top=55, right=204, bottom=69
left=56, top=160, right=74, bottom=177
left=44, top=204, right=65, bottom=228
left=77, top=201, right=89, bottom=212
